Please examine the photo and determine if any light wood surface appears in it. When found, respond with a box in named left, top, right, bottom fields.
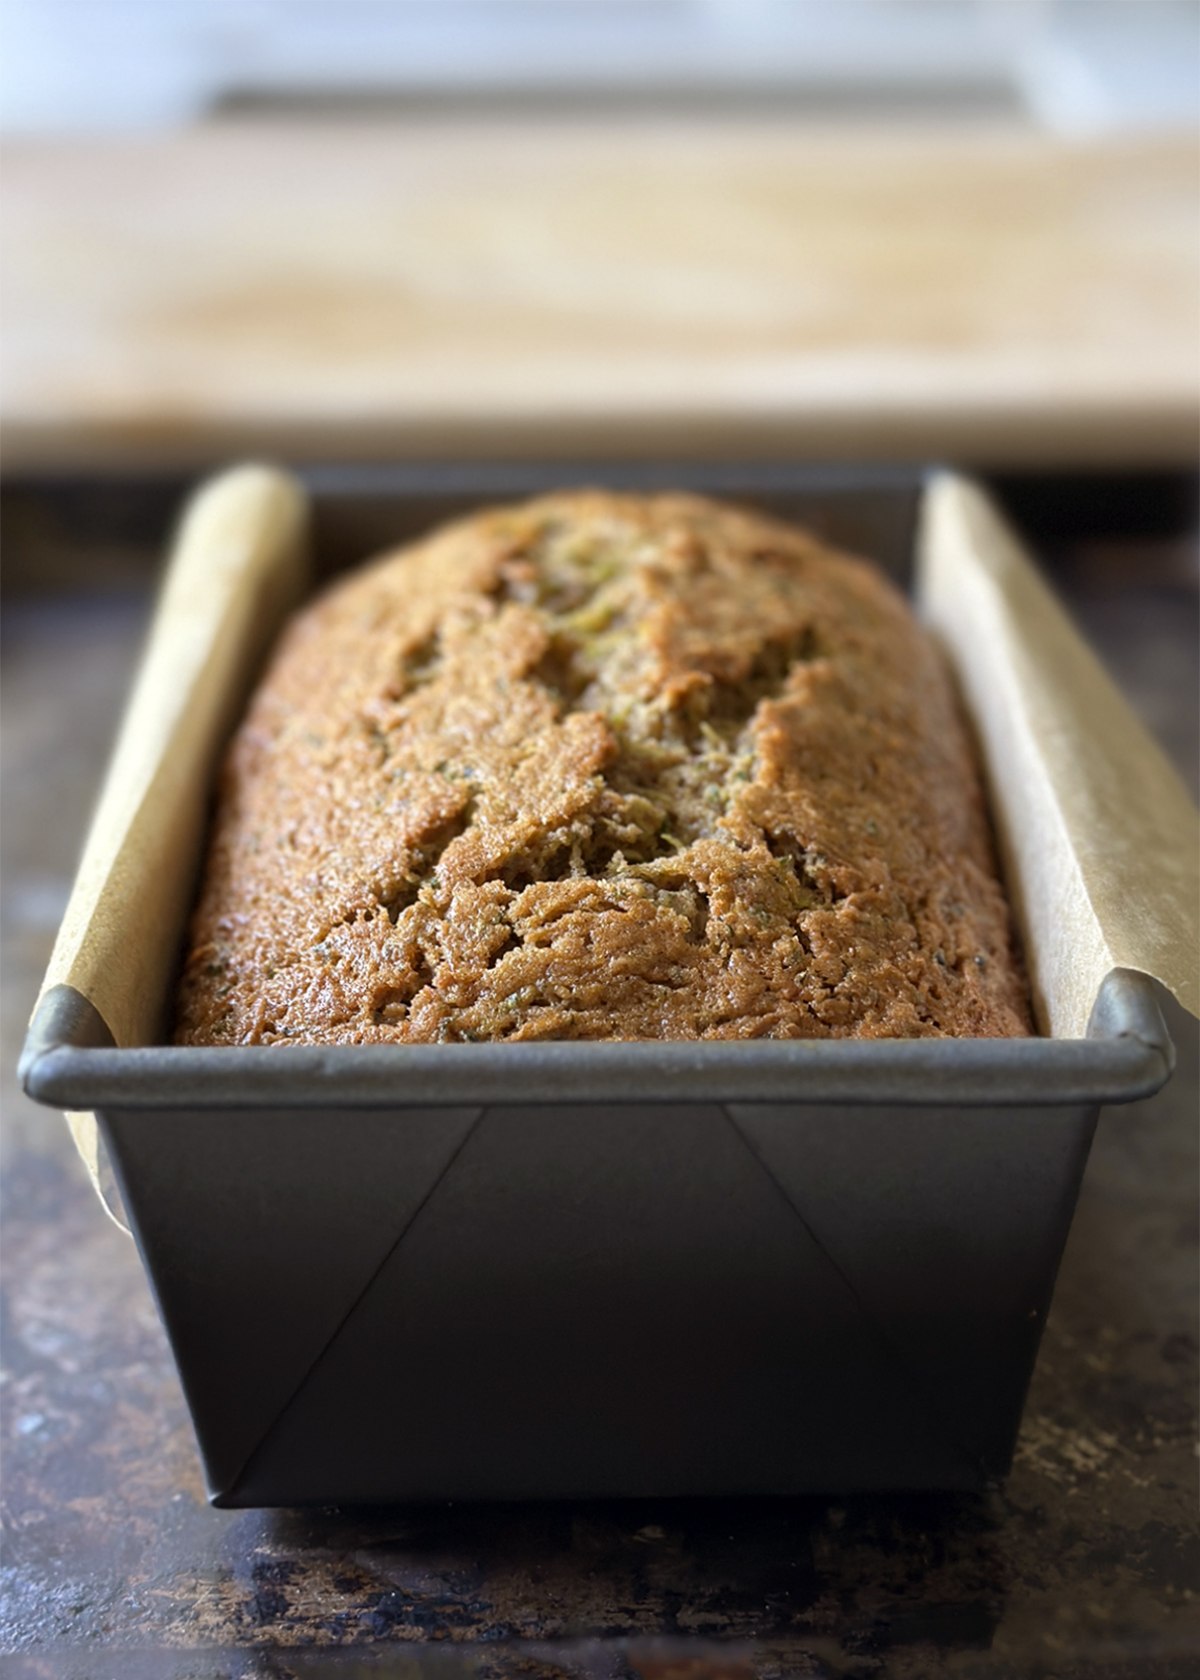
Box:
left=2, top=120, right=1197, bottom=469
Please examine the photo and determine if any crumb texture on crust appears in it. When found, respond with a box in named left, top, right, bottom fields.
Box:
left=175, top=492, right=1032, bottom=1044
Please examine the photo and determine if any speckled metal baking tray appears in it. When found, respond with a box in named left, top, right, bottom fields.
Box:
left=19, top=464, right=1176, bottom=1507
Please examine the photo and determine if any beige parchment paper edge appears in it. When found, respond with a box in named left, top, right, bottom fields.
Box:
left=917, top=472, right=1199, bottom=1040
left=36, top=463, right=311, bottom=1228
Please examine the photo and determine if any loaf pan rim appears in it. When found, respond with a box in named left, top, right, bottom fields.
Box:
left=21, top=969, right=1172, bottom=1111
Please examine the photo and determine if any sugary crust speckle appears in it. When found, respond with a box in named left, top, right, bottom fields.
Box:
left=175, top=492, right=1032, bottom=1044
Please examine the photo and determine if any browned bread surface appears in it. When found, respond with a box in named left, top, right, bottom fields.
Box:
left=176, top=492, right=1032, bottom=1044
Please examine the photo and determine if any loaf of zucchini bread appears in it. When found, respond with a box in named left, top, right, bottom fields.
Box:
left=175, top=491, right=1031, bottom=1044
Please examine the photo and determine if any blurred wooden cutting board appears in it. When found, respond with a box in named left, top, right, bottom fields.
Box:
left=2, top=120, right=1196, bottom=469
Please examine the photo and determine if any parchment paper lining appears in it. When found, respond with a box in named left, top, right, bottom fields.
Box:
left=918, top=475, right=1197, bottom=1040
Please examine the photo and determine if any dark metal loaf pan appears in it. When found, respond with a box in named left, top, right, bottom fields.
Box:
left=19, top=464, right=1178, bottom=1506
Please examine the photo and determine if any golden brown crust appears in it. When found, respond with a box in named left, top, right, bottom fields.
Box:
left=175, top=492, right=1032, bottom=1045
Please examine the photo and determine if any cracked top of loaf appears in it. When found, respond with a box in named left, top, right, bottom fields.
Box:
left=175, top=491, right=1032, bottom=1043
